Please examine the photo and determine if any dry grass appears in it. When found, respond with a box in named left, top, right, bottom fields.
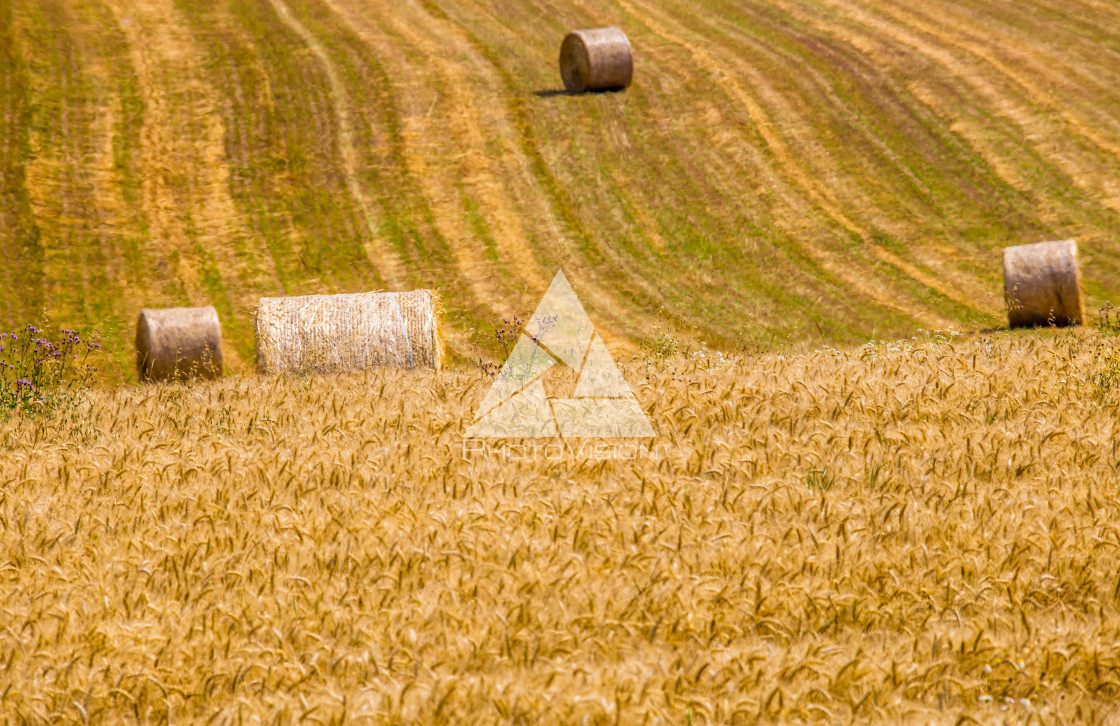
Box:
left=7, top=0, right=1120, bottom=369
left=2, top=330, right=1120, bottom=723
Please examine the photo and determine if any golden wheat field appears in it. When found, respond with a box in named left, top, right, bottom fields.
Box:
left=0, top=329, right=1118, bottom=723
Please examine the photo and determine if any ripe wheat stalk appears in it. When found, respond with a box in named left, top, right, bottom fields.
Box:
left=0, top=329, right=1118, bottom=723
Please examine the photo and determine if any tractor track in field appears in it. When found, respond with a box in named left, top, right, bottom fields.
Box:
left=619, top=0, right=966, bottom=327
left=773, top=0, right=1120, bottom=274
left=663, top=0, right=996, bottom=317
left=810, top=1, right=1120, bottom=289
left=104, top=0, right=204, bottom=304
left=815, top=0, right=1120, bottom=213
left=679, top=0, right=1000, bottom=312
left=0, top=4, right=32, bottom=323
left=104, top=0, right=297, bottom=367
left=18, top=0, right=125, bottom=324
left=318, top=0, right=516, bottom=315
left=864, top=0, right=1120, bottom=210
left=360, top=0, right=551, bottom=298
left=784, top=2, right=1049, bottom=204
left=264, top=0, right=406, bottom=291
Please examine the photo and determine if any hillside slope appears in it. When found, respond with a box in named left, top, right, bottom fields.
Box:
left=2, top=0, right=1120, bottom=370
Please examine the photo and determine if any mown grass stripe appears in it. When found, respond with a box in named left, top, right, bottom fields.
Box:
left=0, top=1, right=43, bottom=324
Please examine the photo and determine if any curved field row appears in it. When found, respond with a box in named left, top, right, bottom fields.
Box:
left=2, top=0, right=1120, bottom=370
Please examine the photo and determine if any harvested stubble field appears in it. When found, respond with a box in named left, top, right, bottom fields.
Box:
left=2, top=329, right=1120, bottom=723
left=4, top=0, right=1120, bottom=369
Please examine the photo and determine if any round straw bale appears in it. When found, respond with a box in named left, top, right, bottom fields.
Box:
left=254, top=290, right=443, bottom=374
left=560, top=27, right=633, bottom=93
left=136, top=306, right=223, bottom=382
left=1003, top=239, right=1084, bottom=328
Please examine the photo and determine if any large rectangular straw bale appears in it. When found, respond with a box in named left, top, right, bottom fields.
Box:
left=255, top=290, right=442, bottom=373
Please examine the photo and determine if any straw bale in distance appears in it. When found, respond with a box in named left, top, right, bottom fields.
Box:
left=136, top=306, right=223, bottom=382
left=560, top=28, right=633, bottom=93
left=255, top=290, right=442, bottom=374
left=1003, top=239, right=1084, bottom=328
